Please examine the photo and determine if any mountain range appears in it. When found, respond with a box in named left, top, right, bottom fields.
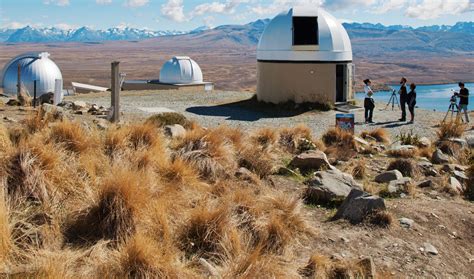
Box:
left=1, top=21, right=473, bottom=45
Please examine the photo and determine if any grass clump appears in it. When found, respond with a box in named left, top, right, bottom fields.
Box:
left=361, top=128, right=390, bottom=143
left=322, top=127, right=357, bottom=161
left=145, top=112, right=191, bottom=128
left=351, top=160, right=366, bottom=179
left=396, top=130, right=420, bottom=146
left=367, top=210, right=393, bottom=228
left=387, top=158, right=419, bottom=177
left=49, top=121, right=92, bottom=153
left=437, top=119, right=466, bottom=140
left=386, top=147, right=417, bottom=158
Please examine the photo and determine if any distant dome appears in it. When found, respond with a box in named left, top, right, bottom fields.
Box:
left=159, top=56, right=203, bottom=84
left=1, top=52, right=63, bottom=97
left=257, top=6, right=352, bottom=61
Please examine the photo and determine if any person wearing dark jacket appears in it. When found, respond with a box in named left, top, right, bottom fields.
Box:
left=398, top=77, right=408, bottom=121
left=407, top=83, right=417, bottom=123
left=363, top=79, right=375, bottom=123
left=458, top=82, right=470, bottom=122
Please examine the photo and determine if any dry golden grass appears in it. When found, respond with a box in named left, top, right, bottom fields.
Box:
left=351, top=160, right=366, bottom=180
left=48, top=121, right=94, bottom=153
left=386, top=148, right=418, bottom=158
left=322, top=128, right=357, bottom=161
left=361, top=128, right=391, bottom=144
left=278, top=124, right=323, bottom=154
left=251, top=127, right=278, bottom=150
left=387, top=158, right=419, bottom=178
left=368, top=210, right=393, bottom=228
left=0, top=124, right=11, bottom=152
left=0, top=189, right=11, bottom=264
left=437, top=119, right=466, bottom=140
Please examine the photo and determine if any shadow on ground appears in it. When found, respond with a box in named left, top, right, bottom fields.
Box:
left=186, top=97, right=328, bottom=121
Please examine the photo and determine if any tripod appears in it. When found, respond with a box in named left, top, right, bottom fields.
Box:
left=443, top=101, right=463, bottom=122
left=384, top=90, right=400, bottom=110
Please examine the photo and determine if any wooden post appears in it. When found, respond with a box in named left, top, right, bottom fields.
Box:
left=17, top=63, right=21, bottom=97
left=111, top=61, right=120, bottom=123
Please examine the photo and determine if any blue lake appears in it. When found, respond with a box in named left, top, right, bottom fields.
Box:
left=356, top=83, right=474, bottom=112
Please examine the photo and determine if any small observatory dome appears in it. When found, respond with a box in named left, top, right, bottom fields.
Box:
left=159, top=56, right=203, bottom=84
left=0, top=52, right=63, bottom=97
left=257, top=6, right=352, bottom=62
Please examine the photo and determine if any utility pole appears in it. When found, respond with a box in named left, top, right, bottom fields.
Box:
left=111, top=61, right=120, bottom=123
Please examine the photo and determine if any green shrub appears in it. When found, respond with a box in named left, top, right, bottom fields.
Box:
left=397, top=130, right=420, bottom=146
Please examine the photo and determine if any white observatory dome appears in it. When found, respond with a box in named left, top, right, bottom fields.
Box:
left=1, top=52, right=63, bottom=97
left=159, top=56, right=203, bottom=84
left=257, top=6, right=352, bottom=62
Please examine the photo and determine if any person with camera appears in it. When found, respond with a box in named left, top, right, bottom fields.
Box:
left=458, top=82, right=470, bottom=122
left=363, top=79, right=375, bottom=123
left=398, top=77, right=408, bottom=121
left=407, top=83, right=417, bottom=123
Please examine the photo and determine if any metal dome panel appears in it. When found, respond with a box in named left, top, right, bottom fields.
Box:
left=159, top=56, right=203, bottom=84
left=1, top=52, right=63, bottom=97
left=257, top=6, right=352, bottom=61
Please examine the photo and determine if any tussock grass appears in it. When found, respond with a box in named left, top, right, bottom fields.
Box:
left=49, top=121, right=93, bottom=153
left=386, top=148, right=418, bottom=158
left=322, top=128, right=357, bottom=161
left=279, top=124, right=323, bottom=154
left=361, top=128, right=390, bottom=144
left=145, top=112, right=191, bottom=128
left=351, top=160, right=366, bottom=179
left=387, top=158, right=419, bottom=177
left=437, top=119, right=466, bottom=140
left=368, top=210, right=393, bottom=228
left=251, top=127, right=278, bottom=149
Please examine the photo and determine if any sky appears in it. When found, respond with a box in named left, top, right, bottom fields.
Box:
left=0, top=0, right=473, bottom=31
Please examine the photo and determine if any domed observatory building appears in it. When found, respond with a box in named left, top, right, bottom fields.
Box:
left=1, top=52, right=63, bottom=98
left=257, top=6, right=353, bottom=104
left=122, top=56, right=213, bottom=91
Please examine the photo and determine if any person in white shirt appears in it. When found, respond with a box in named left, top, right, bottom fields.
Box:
left=363, top=79, right=375, bottom=123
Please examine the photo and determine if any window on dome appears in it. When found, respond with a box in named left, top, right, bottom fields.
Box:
left=292, top=16, right=319, bottom=46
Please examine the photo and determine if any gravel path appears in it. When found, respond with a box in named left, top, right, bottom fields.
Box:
left=66, top=90, right=473, bottom=141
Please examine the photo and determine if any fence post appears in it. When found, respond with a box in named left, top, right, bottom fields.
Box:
left=111, top=61, right=120, bottom=123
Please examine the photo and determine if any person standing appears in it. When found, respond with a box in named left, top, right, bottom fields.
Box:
left=398, top=77, right=408, bottom=121
left=407, top=83, right=417, bottom=123
left=363, top=79, right=375, bottom=123
left=458, top=82, right=470, bottom=122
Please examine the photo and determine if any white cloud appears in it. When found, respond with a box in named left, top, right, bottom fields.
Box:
left=191, top=0, right=249, bottom=17
left=124, top=0, right=149, bottom=7
left=96, top=0, right=113, bottom=4
left=161, top=0, right=187, bottom=22
left=373, top=0, right=407, bottom=14
left=405, top=0, right=472, bottom=20
left=43, top=0, right=70, bottom=6
left=54, top=23, right=76, bottom=29
left=323, top=0, right=377, bottom=10
left=249, top=0, right=323, bottom=16
left=1, top=22, right=43, bottom=29
left=203, top=16, right=215, bottom=28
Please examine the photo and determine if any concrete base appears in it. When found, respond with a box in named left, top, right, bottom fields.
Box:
left=257, top=61, right=353, bottom=104
left=122, top=80, right=213, bottom=92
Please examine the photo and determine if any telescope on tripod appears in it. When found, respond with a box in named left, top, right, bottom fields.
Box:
left=384, top=89, right=400, bottom=111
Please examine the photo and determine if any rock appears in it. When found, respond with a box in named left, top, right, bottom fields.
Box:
left=418, top=161, right=437, bottom=177
left=277, top=166, right=299, bottom=177
left=375, top=170, right=403, bottom=183
left=72, top=101, right=88, bottom=110
left=333, top=189, right=386, bottom=224
left=446, top=138, right=468, bottom=149
left=423, top=242, right=438, bottom=255
left=305, top=169, right=362, bottom=205
left=38, top=92, right=54, bottom=105
left=6, top=99, right=21, bottom=106
left=431, top=149, right=450, bottom=164
left=387, top=177, right=412, bottom=195
left=448, top=176, right=463, bottom=194
left=290, top=150, right=331, bottom=171
left=390, top=145, right=416, bottom=152
left=163, top=124, right=186, bottom=139
left=453, top=170, right=468, bottom=182
left=416, top=180, right=433, bottom=188
left=466, top=135, right=474, bottom=148
left=418, top=137, right=431, bottom=147
left=426, top=168, right=439, bottom=177
left=88, top=104, right=99, bottom=113
left=399, top=217, right=414, bottom=228
left=354, top=136, right=370, bottom=147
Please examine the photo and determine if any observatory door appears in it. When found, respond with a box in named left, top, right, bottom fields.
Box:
left=336, top=65, right=346, bottom=103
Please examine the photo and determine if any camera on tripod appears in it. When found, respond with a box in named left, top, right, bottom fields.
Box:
left=450, top=90, right=459, bottom=104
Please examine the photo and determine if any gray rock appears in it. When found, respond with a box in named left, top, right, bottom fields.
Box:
left=399, top=217, right=415, bottom=228
left=290, top=150, right=331, bottom=171
left=375, top=170, right=403, bottom=183
left=423, top=242, right=438, bottom=255
left=333, top=189, right=386, bottom=224
left=418, top=137, right=431, bottom=147
left=448, top=176, right=463, bottom=194
left=72, top=101, right=88, bottom=110
left=305, top=169, right=362, bottom=205
left=453, top=170, right=468, bottom=182
left=447, top=138, right=468, bottom=149
left=38, top=92, right=54, bottom=105
left=466, top=135, right=474, bottom=148
left=164, top=124, right=186, bottom=139
left=432, top=149, right=450, bottom=164
left=390, top=144, right=416, bottom=152
left=416, top=180, right=433, bottom=188
left=41, top=103, right=63, bottom=114
left=387, top=177, right=412, bottom=195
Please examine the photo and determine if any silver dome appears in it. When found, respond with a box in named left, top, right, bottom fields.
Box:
left=1, top=52, right=63, bottom=97
left=159, top=56, right=203, bottom=84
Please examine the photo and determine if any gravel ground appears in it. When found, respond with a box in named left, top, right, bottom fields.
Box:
left=65, top=89, right=473, bottom=141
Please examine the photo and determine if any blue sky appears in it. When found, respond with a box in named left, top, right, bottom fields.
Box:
left=0, top=0, right=473, bottom=30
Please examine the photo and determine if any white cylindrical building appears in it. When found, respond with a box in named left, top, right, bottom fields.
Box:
left=159, top=56, right=203, bottom=84
left=257, top=6, right=353, bottom=104
left=1, top=52, right=63, bottom=97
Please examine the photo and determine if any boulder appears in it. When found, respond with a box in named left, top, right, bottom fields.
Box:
left=399, top=217, right=415, bottom=228
left=6, top=99, right=21, bottom=106
left=290, top=150, right=331, bottom=171
left=453, top=170, right=468, bottom=182
left=375, top=170, right=403, bottom=183
left=387, top=177, right=412, bottom=195
left=448, top=176, right=463, bottom=194
left=431, top=149, right=450, bottom=164
left=418, top=137, right=431, bottom=147
left=37, top=92, right=54, bottom=105
left=446, top=138, right=468, bottom=149
left=466, top=135, right=474, bottom=148
left=333, top=189, right=386, bottom=224
left=164, top=124, right=186, bottom=139
left=72, top=101, right=88, bottom=110
left=390, top=145, right=416, bottom=152
left=305, top=169, right=362, bottom=205
left=423, top=242, right=438, bottom=255
left=418, top=161, right=437, bottom=177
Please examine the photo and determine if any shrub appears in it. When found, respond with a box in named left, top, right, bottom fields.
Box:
left=145, top=112, right=191, bottom=128
left=397, top=130, right=420, bottom=146
left=437, top=119, right=466, bottom=140
left=360, top=128, right=390, bottom=143
left=387, top=158, right=419, bottom=177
